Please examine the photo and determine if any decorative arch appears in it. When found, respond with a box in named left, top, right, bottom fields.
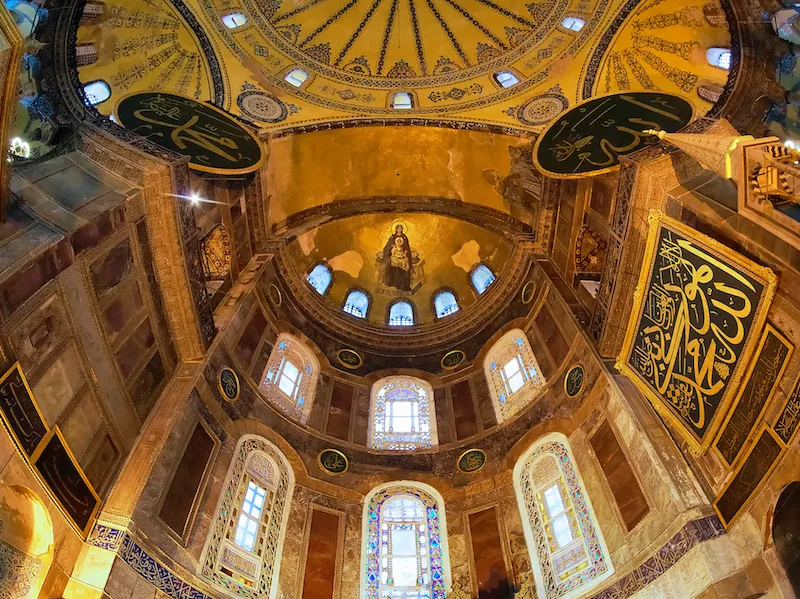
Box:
left=483, top=329, right=544, bottom=422
left=260, top=333, right=320, bottom=424
left=513, top=433, right=613, bottom=599
left=369, top=376, right=438, bottom=450
left=772, top=481, right=800, bottom=592
left=360, top=481, right=452, bottom=599
left=199, top=435, right=295, bottom=599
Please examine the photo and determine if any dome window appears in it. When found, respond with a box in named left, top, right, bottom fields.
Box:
left=82, top=80, right=111, bottom=105
left=561, top=16, right=585, bottom=31
left=388, top=300, right=414, bottom=326
left=470, top=264, right=496, bottom=295
left=391, top=92, right=413, bottom=110
left=706, top=47, right=731, bottom=70
left=494, top=71, right=519, bottom=88
left=342, top=289, right=369, bottom=318
left=284, top=68, right=309, bottom=87
left=306, top=263, right=332, bottom=295
left=222, top=12, right=247, bottom=29
left=433, top=290, right=459, bottom=318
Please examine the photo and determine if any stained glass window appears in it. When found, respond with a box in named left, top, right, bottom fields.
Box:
left=484, top=330, right=544, bottom=423
left=471, top=264, right=496, bottom=295
left=201, top=439, right=294, bottom=599
left=362, top=484, right=450, bottom=599
left=343, top=289, right=369, bottom=318
left=433, top=291, right=459, bottom=318
left=514, top=434, right=613, bottom=599
left=306, top=264, right=332, bottom=295
left=261, top=334, right=319, bottom=424
left=370, top=377, right=437, bottom=450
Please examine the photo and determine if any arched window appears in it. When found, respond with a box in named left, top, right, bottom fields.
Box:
left=494, top=71, right=519, bottom=88
left=392, top=92, right=413, bottom=109
left=484, top=329, right=544, bottom=422
left=222, top=12, right=247, bottom=29
left=388, top=300, right=414, bottom=326
left=470, top=263, right=496, bottom=295
left=306, top=263, right=332, bottom=295
left=284, top=68, right=309, bottom=87
left=261, top=334, right=320, bottom=424
left=369, top=376, right=438, bottom=450
left=706, top=47, right=731, bottom=70
left=561, top=16, right=585, bottom=31
left=200, top=435, right=294, bottom=599
left=433, top=290, right=459, bottom=318
left=342, top=289, right=369, bottom=318
left=514, top=433, right=613, bottom=599
left=361, top=482, right=451, bottom=599
left=82, top=80, right=111, bottom=105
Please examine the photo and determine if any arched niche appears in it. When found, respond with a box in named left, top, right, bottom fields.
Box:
left=773, top=481, right=800, bottom=593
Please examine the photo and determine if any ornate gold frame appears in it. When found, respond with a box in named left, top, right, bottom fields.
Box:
left=0, top=362, right=49, bottom=457
left=441, top=350, right=466, bottom=371
left=336, top=348, right=362, bottom=370
left=268, top=283, right=283, bottom=307
left=316, top=449, right=349, bottom=476
left=456, top=448, right=487, bottom=474
left=563, top=363, right=586, bottom=398
left=217, top=366, right=241, bottom=402
left=31, top=426, right=101, bottom=538
left=616, top=211, right=778, bottom=454
left=521, top=280, right=536, bottom=305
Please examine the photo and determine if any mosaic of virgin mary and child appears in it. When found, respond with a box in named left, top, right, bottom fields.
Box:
left=376, top=224, right=425, bottom=293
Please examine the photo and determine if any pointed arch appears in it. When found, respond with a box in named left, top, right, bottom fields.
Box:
left=513, top=433, right=613, bottom=599
left=484, top=329, right=544, bottom=422
left=360, top=481, right=452, bottom=599
left=199, top=435, right=295, bottom=599
left=260, top=333, right=320, bottom=424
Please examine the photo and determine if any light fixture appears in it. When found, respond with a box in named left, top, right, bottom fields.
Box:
left=190, top=193, right=201, bottom=205
left=8, top=137, right=31, bottom=161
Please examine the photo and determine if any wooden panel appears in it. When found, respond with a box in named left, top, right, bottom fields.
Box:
left=326, top=380, right=353, bottom=441
left=236, top=308, right=267, bottom=366
left=302, top=508, right=340, bottom=599
left=158, top=422, right=215, bottom=537
left=468, top=507, right=511, bottom=599
left=590, top=420, right=649, bottom=531
left=451, top=380, right=478, bottom=440
left=535, top=305, right=568, bottom=366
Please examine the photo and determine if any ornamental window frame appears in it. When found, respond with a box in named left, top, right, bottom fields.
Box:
left=484, top=329, right=544, bottom=423
left=369, top=376, right=438, bottom=450
left=199, top=435, right=295, bottom=599
left=513, top=433, right=613, bottom=599
left=360, top=481, right=452, bottom=599
left=260, top=333, right=320, bottom=424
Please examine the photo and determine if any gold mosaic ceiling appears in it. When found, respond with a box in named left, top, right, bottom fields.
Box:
left=76, top=0, right=732, bottom=131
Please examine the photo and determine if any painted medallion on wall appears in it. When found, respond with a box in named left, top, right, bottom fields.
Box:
left=218, top=367, right=240, bottom=402
left=564, top=365, right=585, bottom=398
left=317, top=449, right=349, bottom=475
left=441, top=350, right=466, bottom=370
left=617, top=212, right=777, bottom=454
left=114, top=92, right=264, bottom=174
left=516, top=92, right=569, bottom=126
left=0, top=362, right=48, bottom=458
left=457, top=448, right=487, bottom=474
left=336, top=348, right=363, bottom=370
left=533, top=93, right=693, bottom=178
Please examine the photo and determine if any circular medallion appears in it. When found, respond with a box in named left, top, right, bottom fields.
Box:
left=516, top=93, right=569, bottom=126
left=317, top=449, right=349, bottom=475
left=218, top=367, right=240, bottom=402
left=114, top=92, right=264, bottom=174
left=237, top=90, right=288, bottom=123
left=457, top=448, right=487, bottom=474
left=441, top=350, right=466, bottom=371
left=521, top=280, right=536, bottom=304
left=564, top=365, right=585, bottom=398
left=268, top=283, right=282, bottom=307
left=336, top=348, right=363, bottom=370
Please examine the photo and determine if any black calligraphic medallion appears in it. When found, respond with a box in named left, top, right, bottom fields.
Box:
left=564, top=365, right=585, bottom=398
left=441, top=350, right=466, bottom=370
left=218, top=367, right=240, bottom=402
left=0, top=363, right=48, bottom=457
left=457, top=449, right=487, bottom=474
left=521, top=281, right=536, bottom=305
left=34, top=427, right=100, bottom=536
left=115, top=92, right=264, bottom=174
left=619, top=212, right=776, bottom=453
left=533, top=92, right=693, bottom=178
left=317, top=449, right=349, bottom=475
left=336, top=349, right=363, bottom=370
left=268, top=283, right=282, bottom=307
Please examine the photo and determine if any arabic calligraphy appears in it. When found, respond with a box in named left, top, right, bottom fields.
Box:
left=716, top=326, right=791, bottom=465
left=0, top=363, right=47, bottom=457
left=318, top=449, right=348, bottom=474
left=457, top=449, right=487, bottom=474
left=774, top=379, right=800, bottom=445
left=218, top=367, right=240, bottom=402
left=564, top=365, right=585, bottom=398
left=533, top=93, right=693, bottom=178
left=622, top=214, right=774, bottom=450
left=115, top=93, right=263, bottom=174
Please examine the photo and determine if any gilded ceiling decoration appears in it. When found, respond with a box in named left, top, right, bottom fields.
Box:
left=286, top=212, right=512, bottom=325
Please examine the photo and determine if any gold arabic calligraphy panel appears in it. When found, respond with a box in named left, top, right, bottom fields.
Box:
left=617, top=212, right=777, bottom=453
